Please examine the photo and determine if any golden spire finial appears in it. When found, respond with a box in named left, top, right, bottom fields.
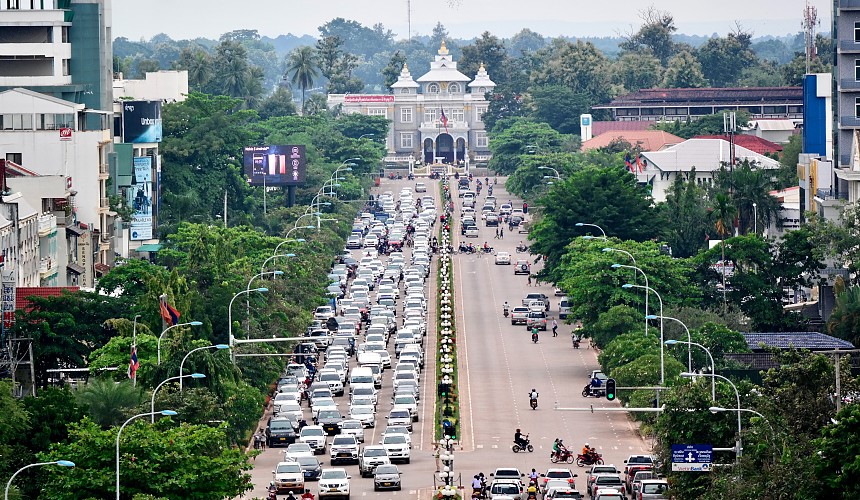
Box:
left=438, top=40, right=449, bottom=56
left=479, top=62, right=485, bottom=72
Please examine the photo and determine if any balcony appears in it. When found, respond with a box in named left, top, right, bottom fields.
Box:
left=39, top=257, right=57, bottom=277
left=419, top=121, right=468, bottom=132
left=815, top=188, right=849, bottom=200
left=839, top=0, right=860, bottom=10
left=37, top=213, right=56, bottom=237
left=840, top=40, right=860, bottom=54
left=839, top=116, right=860, bottom=128
left=840, top=79, right=860, bottom=92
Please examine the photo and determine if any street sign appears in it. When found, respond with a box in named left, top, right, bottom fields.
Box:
left=671, top=444, right=712, bottom=472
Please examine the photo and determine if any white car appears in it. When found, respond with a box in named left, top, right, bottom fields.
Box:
left=495, top=251, right=512, bottom=265
left=392, top=394, right=419, bottom=421
left=339, top=419, right=366, bottom=443
left=346, top=234, right=363, bottom=249
left=285, top=442, right=315, bottom=461
left=415, top=182, right=427, bottom=193
left=386, top=407, right=413, bottom=432
left=272, top=461, right=305, bottom=493
left=381, top=426, right=412, bottom=448
left=380, top=433, right=411, bottom=464
left=364, top=234, right=379, bottom=248
left=359, top=445, right=392, bottom=477
left=318, top=371, right=345, bottom=396
left=276, top=400, right=304, bottom=421
left=349, top=405, right=377, bottom=428
left=329, top=435, right=360, bottom=465
left=318, top=468, right=351, bottom=500
left=299, top=426, right=328, bottom=455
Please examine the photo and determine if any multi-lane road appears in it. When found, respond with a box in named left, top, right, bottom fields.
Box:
left=242, top=175, right=648, bottom=499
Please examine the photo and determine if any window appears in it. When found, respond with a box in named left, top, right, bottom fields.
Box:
left=856, top=59, right=860, bottom=81
left=427, top=83, right=440, bottom=94
left=62, top=58, right=70, bottom=76
left=400, top=133, right=413, bottom=149
left=400, top=88, right=411, bottom=94
left=451, top=108, right=464, bottom=122
left=478, top=87, right=486, bottom=94
left=400, top=107, right=413, bottom=123
left=6, top=153, right=22, bottom=164
left=62, top=26, right=69, bottom=43
left=368, top=108, right=387, bottom=118
left=475, top=106, right=487, bottom=121
left=476, top=131, right=488, bottom=148
left=0, top=114, right=33, bottom=130
left=855, top=97, right=860, bottom=118
left=855, top=22, right=860, bottom=42
left=665, top=107, right=687, bottom=116
left=6, top=0, right=20, bottom=9
left=449, top=82, right=461, bottom=93
left=424, top=108, right=438, bottom=123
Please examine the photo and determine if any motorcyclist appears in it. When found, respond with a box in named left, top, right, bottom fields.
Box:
left=529, top=468, right=539, bottom=482
left=529, top=389, right=539, bottom=404
left=531, top=325, right=539, bottom=342
left=471, top=475, right=483, bottom=497
left=526, top=482, right=538, bottom=500
left=514, top=428, right=528, bottom=448
left=503, top=301, right=510, bottom=316
left=483, top=241, right=490, bottom=252
left=582, top=443, right=591, bottom=457
left=590, top=376, right=602, bottom=395
left=286, top=491, right=297, bottom=500
left=268, top=482, right=278, bottom=500
left=301, top=488, right=315, bottom=500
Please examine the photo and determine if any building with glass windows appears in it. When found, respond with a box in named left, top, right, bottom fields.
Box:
left=328, top=41, right=495, bottom=168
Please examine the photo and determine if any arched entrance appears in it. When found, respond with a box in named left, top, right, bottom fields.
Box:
left=436, top=133, right=454, bottom=164
left=455, top=138, right=466, bottom=165
left=423, top=138, right=434, bottom=164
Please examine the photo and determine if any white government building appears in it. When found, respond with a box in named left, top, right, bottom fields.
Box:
left=328, top=41, right=495, bottom=170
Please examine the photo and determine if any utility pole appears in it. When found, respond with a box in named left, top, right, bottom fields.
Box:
left=223, top=190, right=228, bottom=226
left=802, top=1, right=819, bottom=74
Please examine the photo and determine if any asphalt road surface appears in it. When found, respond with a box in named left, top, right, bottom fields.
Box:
left=241, top=175, right=649, bottom=500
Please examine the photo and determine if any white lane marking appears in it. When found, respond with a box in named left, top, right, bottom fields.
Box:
left=455, top=242, right=477, bottom=451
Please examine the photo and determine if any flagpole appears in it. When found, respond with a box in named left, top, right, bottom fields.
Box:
left=132, top=314, right=141, bottom=387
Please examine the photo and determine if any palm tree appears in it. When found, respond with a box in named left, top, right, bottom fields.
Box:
left=286, top=46, right=320, bottom=115
left=76, top=377, right=143, bottom=429
left=709, top=192, right=736, bottom=311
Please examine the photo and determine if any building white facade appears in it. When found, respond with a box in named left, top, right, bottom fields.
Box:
left=0, top=192, right=40, bottom=287
left=0, top=1, right=72, bottom=89
left=638, top=138, right=782, bottom=203
left=329, top=41, right=495, bottom=167
left=113, top=70, right=189, bottom=103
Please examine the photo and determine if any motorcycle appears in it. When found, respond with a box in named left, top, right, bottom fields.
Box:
left=503, top=307, right=510, bottom=318
left=512, top=435, right=534, bottom=453
left=532, top=332, right=539, bottom=344
left=408, top=173, right=415, bottom=180
left=516, top=244, right=529, bottom=253
left=573, top=338, right=580, bottom=349
left=581, top=385, right=606, bottom=398
left=576, top=452, right=604, bottom=467
left=529, top=398, right=538, bottom=410
left=550, top=449, right=574, bottom=464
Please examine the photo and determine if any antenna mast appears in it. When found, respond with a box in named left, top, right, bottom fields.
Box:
left=802, top=0, right=819, bottom=73
left=407, top=0, right=412, bottom=40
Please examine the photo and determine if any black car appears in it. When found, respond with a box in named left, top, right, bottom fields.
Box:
left=296, top=456, right=323, bottom=481
left=315, top=409, right=344, bottom=435
left=266, top=416, right=298, bottom=447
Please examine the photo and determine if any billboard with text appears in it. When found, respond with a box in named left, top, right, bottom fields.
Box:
left=122, top=101, right=162, bottom=143
left=128, top=157, right=153, bottom=240
left=243, top=145, right=307, bottom=186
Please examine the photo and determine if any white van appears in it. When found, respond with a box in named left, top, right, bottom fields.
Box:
left=350, top=366, right=379, bottom=389
left=559, top=297, right=571, bottom=319
left=355, top=356, right=383, bottom=387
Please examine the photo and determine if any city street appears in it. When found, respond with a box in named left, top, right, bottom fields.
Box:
left=242, top=174, right=649, bottom=500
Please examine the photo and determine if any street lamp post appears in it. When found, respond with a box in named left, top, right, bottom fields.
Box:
left=151, top=373, right=205, bottom=422
left=157, top=321, right=203, bottom=365
left=6, top=460, right=74, bottom=500
left=179, top=345, right=228, bottom=391
left=666, top=339, right=715, bottom=400
left=117, top=411, right=177, bottom=499
left=228, top=288, right=268, bottom=356
left=260, top=254, right=295, bottom=275
left=682, top=372, right=742, bottom=458
left=131, top=314, right=141, bottom=386
left=651, top=316, right=692, bottom=373
left=752, top=202, right=758, bottom=234
left=246, top=270, right=283, bottom=328
left=710, top=406, right=775, bottom=460
left=623, top=284, right=664, bottom=385
left=612, top=262, right=649, bottom=337
left=575, top=222, right=607, bottom=239
left=538, top=166, right=561, bottom=180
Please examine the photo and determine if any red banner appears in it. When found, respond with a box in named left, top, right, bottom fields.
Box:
left=344, top=95, right=394, bottom=103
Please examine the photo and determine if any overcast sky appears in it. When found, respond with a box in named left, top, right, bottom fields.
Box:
left=113, top=0, right=833, bottom=41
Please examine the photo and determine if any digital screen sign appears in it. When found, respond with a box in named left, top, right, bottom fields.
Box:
left=243, top=145, right=307, bottom=186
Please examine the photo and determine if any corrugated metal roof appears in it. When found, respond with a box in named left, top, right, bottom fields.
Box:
left=594, top=87, right=803, bottom=108
left=582, top=130, right=684, bottom=152
left=743, top=332, right=854, bottom=350
left=694, top=134, right=784, bottom=155
left=640, top=138, right=781, bottom=172
left=592, top=121, right=653, bottom=135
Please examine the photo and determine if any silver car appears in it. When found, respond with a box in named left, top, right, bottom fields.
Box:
left=373, top=464, right=402, bottom=491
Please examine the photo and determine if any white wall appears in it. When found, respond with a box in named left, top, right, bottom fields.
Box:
left=113, top=70, right=188, bottom=102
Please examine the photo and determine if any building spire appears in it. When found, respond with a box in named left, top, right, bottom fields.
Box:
left=438, top=40, right=449, bottom=56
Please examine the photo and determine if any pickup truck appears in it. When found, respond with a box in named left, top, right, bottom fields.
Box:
left=526, top=310, right=547, bottom=330
left=522, top=293, right=549, bottom=307
left=510, top=307, right=530, bottom=325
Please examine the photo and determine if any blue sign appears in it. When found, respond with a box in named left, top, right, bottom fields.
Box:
left=671, top=444, right=712, bottom=472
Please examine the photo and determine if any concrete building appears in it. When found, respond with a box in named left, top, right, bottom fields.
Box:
left=329, top=41, right=494, bottom=169
left=637, top=138, right=781, bottom=203
left=113, top=70, right=188, bottom=103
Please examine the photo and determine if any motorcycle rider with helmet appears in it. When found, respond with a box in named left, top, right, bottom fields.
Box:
left=529, top=389, right=539, bottom=405
left=514, top=428, right=528, bottom=449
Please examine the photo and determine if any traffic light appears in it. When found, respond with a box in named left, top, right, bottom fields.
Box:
left=605, top=378, right=617, bottom=401
left=438, top=382, right=450, bottom=397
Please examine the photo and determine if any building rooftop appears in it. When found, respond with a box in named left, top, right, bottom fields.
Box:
left=15, top=287, right=80, bottom=311
left=582, top=130, right=683, bottom=152
left=694, top=134, right=784, bottom=155
left=594, top=87, right=803, bottom=109
left=641, top=138, right=781, bottom=172
left=742, top=332, right=854, bottom=351
left=592, top=120, right=653, bottom=136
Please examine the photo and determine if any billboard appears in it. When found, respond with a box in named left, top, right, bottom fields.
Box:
left=122, top=101, right=162, bottom=143
left=128, top=157, right=153, bottom=240
left=243, top=145, right=307, bottom=186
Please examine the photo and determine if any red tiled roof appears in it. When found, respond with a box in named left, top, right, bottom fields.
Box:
left=15, top=287, right=79, bottom=311
left=582, top=130, right=684, bottom=152
left=592, top=121, right=653, bottom=136
left=694, top=134, right=784, bottom=155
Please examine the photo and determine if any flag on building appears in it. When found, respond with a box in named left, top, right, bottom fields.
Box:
left=159, top=295, right=180, bottom=326
left=127, top=344, right=139, bottom=380
left=440, top=109, right=449, bottom=134
left=624, top=152, right=635, bottom=173
left=635, top=153, right=647, bottom=173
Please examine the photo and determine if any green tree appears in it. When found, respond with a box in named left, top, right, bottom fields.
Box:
left=662, top=49, right=708, bottom=88
left=482, top=84, right=526, bottom=133
left=509, top=28, right=547, bottom=57
left=527, top=85, right=592, bottom=134
left=619, top=6, right=677, bottom=64
left=75, top=378, right=144, bottom=429
left=257, top=86, right=297, bottom=119
left=134, top=58, right=160, bottom=78
left=531, top=38, right=613, bottom=106
left=598, top=331, right=658, bottom=375
left=713, top=160, right=781, bottom=235
left=827, top=286, right=860, bottom=346
left=612, top=51, right=663, bottom=92
left=38, top=419, right=254, bottom=499
left=653, top=110, right=751, bottom=139
left=381, top=50, right=407, bottom=91
left=286, top=46, right=320, bottom=114
left=459, top=31, right=508, bottom=82
left=174, top=46, right=212, bottom=92
left=815, top=403, right=860, bottom=497
left=209, top=40, right=263, bottom=108
left=658, top=170, right=710, bottom=258
left=612, top=354, right=685, bottom=404
left=487, top=118, right=569, bottom=174
left=429, top=22, right=449, bottom=50
left=529, top=167, right=660, bottom=273
left=696, top=28, right=758, bottom=87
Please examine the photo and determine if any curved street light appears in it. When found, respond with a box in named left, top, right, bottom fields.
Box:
left=653, top=316, right=693, bottom=374
left=228, top=288, right=267, bottom=356
left=623, top=283, right=664, bottom=385
left=575, top=222, right=607, bottom=239
left=6, top=460, right=74, bottom=500
left=151, top=373, right=205, bottom=422
left=117, top=410, right=177, bottom=499
left=274, top=237, right=306, bottom=256
left=260, top=254, right=295, bottom=275
left=179, top=344, right=229, bottom=391
left=613, top=263, right=649, bottom=336
left=157, top=321, right=203, bottom=365
left=666, top=338, right=715, bottom=400
left=681, top=372, right=742, bottom=459
left=538, top=166, right=561, bottom=179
